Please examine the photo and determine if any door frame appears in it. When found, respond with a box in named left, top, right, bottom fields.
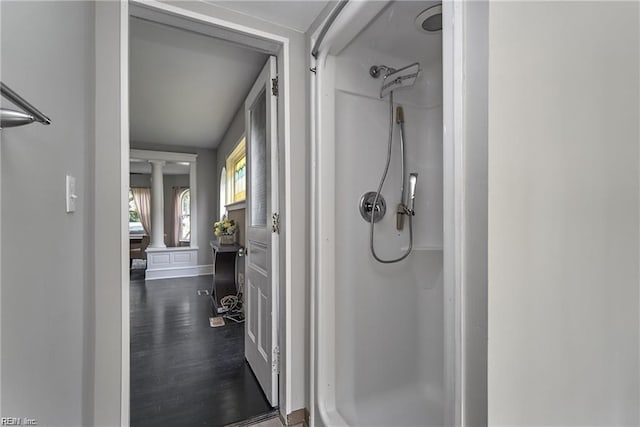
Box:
left=112, top=1, right=293, bottom=424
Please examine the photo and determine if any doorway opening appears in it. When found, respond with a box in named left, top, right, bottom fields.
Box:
left=126, top=5, right=284, bottom=426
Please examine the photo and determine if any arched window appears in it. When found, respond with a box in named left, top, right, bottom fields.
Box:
left=179, top=189, right=190, bottom=242
left=220, top=167, right=227, bottom=219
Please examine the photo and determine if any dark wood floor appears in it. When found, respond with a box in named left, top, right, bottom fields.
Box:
left=130, top=273, right=272, bottom=426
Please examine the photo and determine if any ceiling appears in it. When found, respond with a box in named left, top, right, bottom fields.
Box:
left=346, top=1, right=442, bottom=68
left=129, top=18, right=268, bottom=149
left=210, top=1, right=331, bottom=33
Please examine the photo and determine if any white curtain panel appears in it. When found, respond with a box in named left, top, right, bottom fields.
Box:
left=131, top=187, right=152, bottom=236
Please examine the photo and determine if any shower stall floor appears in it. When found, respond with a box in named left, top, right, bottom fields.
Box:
left=339, top=382, right=444, bottom=427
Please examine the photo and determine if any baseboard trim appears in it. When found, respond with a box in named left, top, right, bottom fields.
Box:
left=145, top=264, right=213, bottom=280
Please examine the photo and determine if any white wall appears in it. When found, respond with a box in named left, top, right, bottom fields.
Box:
left=215, top=105, right=245, bottom=220
left=1, top=1, right=95, bottom=425
left=488, top=2, right=640, bottom=425
left=131, top=142, right=216, bottom=265
left=129, top=173, right=150, bottom=188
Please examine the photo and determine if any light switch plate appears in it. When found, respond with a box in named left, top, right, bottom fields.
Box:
left=66, top=175, right=77, bottom=213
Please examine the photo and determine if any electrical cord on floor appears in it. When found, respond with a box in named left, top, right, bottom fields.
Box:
left=221, top=276, right=245, bottom=323
left=220, top=294, right=239, bottom=311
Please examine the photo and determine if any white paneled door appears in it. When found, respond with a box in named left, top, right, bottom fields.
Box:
left=244, top=56, right=279, bottom=407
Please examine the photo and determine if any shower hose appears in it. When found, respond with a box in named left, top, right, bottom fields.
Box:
left=370, top=91, right=413, bottom=264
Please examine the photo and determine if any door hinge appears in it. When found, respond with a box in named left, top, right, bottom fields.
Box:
left=272, top=345, right=280, bottom=374
left=272, top=212, right=280, bottom=234
left=271, top=77, right=279, bottom=96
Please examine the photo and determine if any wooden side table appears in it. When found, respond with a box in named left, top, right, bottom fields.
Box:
left=209, top=240, right=242, bottom=314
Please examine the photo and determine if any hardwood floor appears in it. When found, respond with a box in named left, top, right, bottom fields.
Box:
left=130, top=274, right=273, bottom=426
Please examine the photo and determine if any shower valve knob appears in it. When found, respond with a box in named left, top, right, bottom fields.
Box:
left=364, top=202, right=380, bottom=212
left=359, top=192, right=386, bottom=223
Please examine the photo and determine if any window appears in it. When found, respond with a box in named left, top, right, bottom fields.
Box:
left=179, top=189, right=191, bottom=242
left=226, top=137, right=246, bottom=204
left=129, top=189, right=144, bottom=235
left=233, top=156, right=246, bottom=201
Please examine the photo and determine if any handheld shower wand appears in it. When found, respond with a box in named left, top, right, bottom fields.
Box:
left=395, top=107, right=418, bottom=230
left=408, top=173, right=418, bottom=215
left=396, top=106, right=408, bottom=230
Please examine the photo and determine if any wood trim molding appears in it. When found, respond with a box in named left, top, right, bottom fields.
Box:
left=130, top=149, right=198, bottom=163
left=145, top=263, right=213, bottom=281
left=225, top=200, right=246, bottom=211
left=129, top=2, right=281, bottom=54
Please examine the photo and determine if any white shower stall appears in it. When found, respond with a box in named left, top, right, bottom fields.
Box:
left=311, top=1, right=459, bottom=426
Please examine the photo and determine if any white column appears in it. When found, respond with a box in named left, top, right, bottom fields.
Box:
left=149, top=160, right=166, bottom=248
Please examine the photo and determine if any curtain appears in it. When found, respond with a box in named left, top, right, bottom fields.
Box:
left=171, top=187, right=188, bottom=247
left=131, top=187, right=151, bottom=236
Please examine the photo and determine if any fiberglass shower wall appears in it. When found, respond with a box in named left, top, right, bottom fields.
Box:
left=313, top=2, right=445, bottom=426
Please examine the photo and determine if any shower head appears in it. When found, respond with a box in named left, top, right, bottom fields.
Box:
left=379, top=62, right=421, bottom=98
left=416, top=4, right=442, bottom=33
